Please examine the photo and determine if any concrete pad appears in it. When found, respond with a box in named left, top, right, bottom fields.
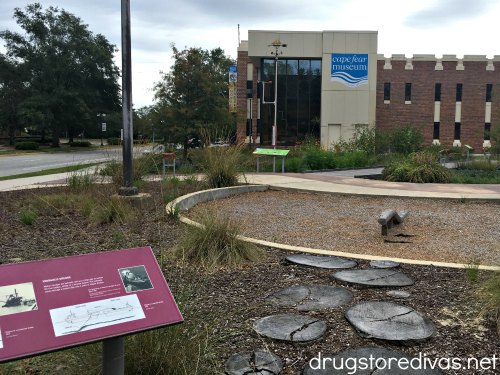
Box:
left=331, top=269, right=414, bottom=288
left=253, top=314, right=327, bottom=343
left=346, top=301, right=436, bottom=343
left=267, top=285, right=353, bottom=311
left=286, top=254, right=357, bottom=269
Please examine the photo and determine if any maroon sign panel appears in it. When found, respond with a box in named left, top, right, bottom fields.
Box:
left=0, top=247, right=183, bottom=362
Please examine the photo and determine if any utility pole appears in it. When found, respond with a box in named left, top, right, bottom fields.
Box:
left=119, top=0, right=137, bottom=196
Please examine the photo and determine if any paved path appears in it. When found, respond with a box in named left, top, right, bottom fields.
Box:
left=245, top=172, right=500, bottom=201
left=2, top=170, right=500, bottom=201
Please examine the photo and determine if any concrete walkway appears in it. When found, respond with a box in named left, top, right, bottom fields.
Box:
left=2, top=169, right=500, bottom=201
left=244, top=172, right=500, bottom=201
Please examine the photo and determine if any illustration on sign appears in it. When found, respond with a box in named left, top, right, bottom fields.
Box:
left=0, top=283, right=37, bottom=316
left=50, top=294, right=145, bottom=337
left=331, top=53, right=368, bottom=87
left=118, top=265, right=153, bottom=293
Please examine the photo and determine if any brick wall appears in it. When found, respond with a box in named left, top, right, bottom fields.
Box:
left=236, top=50, right=259, bottom=143
left=376, top=57, right=500, bottom=150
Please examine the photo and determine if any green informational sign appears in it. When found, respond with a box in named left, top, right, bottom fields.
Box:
left=253, top=148, right=290, bottom=156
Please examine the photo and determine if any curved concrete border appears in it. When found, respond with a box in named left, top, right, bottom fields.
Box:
left=171, top=184, right=269, bottom=211
left=173, top=186, right=500, bottom=271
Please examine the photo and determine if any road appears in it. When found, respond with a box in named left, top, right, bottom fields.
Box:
left=0, top=148, right=122, bottom=178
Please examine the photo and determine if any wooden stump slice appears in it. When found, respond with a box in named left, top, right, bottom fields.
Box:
left=331, top=269, right=414, bottom=287
left=370, top=260, right=400, bottom=269
left=253, top=314, right=327, bottom=343
left=225, top=350, right=283, bottom=375
left=346, top=301, right=435, bottom=344
left=286, top=254, right=357, bottom=269
left=267, top=285, right=353, bottom=311
left=303, top=346, right=442, bottom=374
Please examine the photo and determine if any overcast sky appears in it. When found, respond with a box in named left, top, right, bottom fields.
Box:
left=1, top=0, right=499, bottom=108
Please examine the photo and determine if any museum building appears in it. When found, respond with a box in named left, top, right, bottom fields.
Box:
left=236, top=30, right=500, bottom=151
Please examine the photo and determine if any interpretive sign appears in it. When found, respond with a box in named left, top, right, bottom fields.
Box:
left=253, top=148, right=290, bottom=173
left=0, top=247, right=183, bottom=363
left=253, top=148, right=290, bottom=157
left=331, top=53, right=369, bottom=87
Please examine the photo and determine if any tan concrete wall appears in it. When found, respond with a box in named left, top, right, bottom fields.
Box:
left=248, top=30, right=323, bottom=58
left=321, top=31, right=378, bottom=148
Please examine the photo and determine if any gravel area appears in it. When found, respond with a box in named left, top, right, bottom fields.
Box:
left=186, top=189, right=500, bottom=265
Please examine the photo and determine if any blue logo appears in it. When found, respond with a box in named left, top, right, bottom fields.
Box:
left=331, top=54, right=368, bottom=87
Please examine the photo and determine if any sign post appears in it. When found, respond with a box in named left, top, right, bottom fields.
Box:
left=103, top=336, right=125, bottom=375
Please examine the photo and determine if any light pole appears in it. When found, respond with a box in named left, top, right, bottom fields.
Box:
left=119, top=0, right=137, bottom=196
left=97, top=113, right=106, bottom=146
left=269, top=40, right=287, bottom=149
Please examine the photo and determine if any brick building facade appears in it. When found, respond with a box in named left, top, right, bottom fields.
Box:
left=376, top=55, right=500, bottom=150
left=237, top=30, right=500, bottom=151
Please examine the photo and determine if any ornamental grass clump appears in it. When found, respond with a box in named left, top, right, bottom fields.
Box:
left=173, top=211, right=265, bottom=271
left=201, top=145, right=245, bottom=188
left=480, top=265, right=500, bottom=337
left=382, top=151, right=452, bottom=183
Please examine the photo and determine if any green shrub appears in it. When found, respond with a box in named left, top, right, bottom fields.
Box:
left=383, top=151, right=452, bottom=183
left=456, top=158, right=498, bottom=171
left=388, top=124, right=424, bottom=154
left=285, top=157, right=306, bottom=172
left=15, top=141, right=39, bottom=150
left=107, top=137, right=121, bottom=145
left=19, top=208, right=38, bottom=225
left=336, top=150, right=371, bottom=168
left=303, top=147, right=329, bottom=170
left=172, top=211, right=265, bottom=271
left=69, top=141, right=92, bottom=147
left=451, top=170, right=500, bottom=184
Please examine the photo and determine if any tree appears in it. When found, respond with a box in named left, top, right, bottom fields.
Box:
left=0, top=54, right=28, bottom=145
left=0, top=3, right=120, bottom=146
left=153, top=44, right=235, bottom=157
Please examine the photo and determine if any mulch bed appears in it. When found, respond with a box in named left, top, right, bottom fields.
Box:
left=1, top=183, right=499, bottom=374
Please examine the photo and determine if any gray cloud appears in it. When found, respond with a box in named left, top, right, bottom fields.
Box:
left=404, top=0, right=496, bottom=27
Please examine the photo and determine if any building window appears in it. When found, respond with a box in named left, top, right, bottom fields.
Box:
left=384, top=82, right=391, bottom=102
left=454, top=122, right=461, bottom=140
left=486, top=84, right=493, bottom=102
left=485, top=123, right=491, bottom=140
left=456, top=83, right=463, bottom=102
left=434, top=83, right=441, bottom=102
left=405, top=83, right=412, bottom=103
left=260, top=58, right=321, bottom=145
left=246, top=80, right=253, bottom=99
left=433, top=122, right=440, bottom=139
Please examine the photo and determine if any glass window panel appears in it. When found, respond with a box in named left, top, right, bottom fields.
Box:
left=311, top=60, right=321, bottom=75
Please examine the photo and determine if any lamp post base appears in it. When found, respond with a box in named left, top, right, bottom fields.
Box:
left=118, top=186, right=139, bottom=196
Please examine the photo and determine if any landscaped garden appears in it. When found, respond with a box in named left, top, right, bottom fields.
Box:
left=1, top=143, right=499, bottom=373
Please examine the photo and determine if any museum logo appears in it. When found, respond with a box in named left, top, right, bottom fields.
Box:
left=331, top=53, right=368, bottom=87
